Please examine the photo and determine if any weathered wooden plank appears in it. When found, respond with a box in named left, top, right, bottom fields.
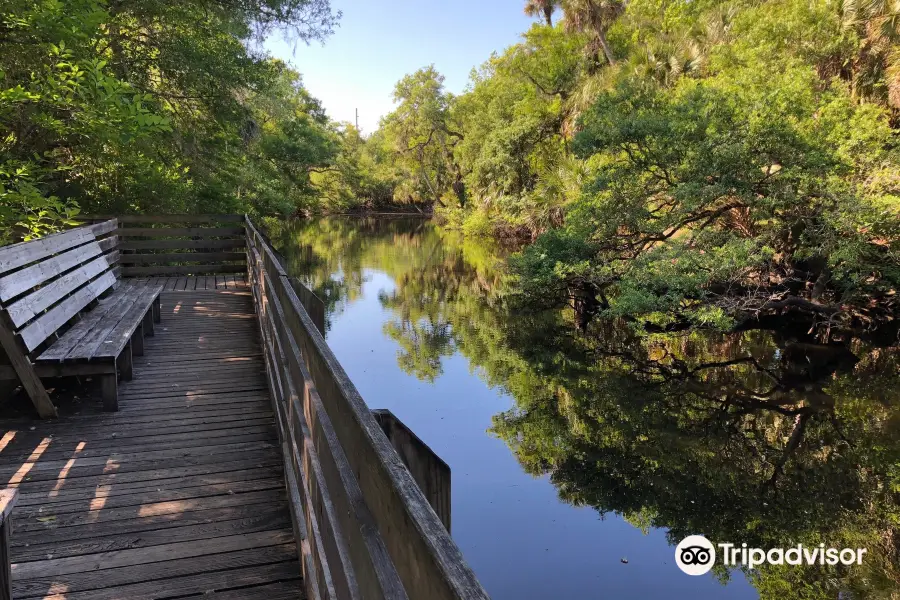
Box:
left=16, top=465, right=282, bottom=507
left=33, top=561, right=301, bottom=600
left=83, top=214, right=245, bottom=224
left=97, top=235, right=118, bottom=252
left=116, top=227, right=245, bottom=237
left=0, top=489, right=13, bottom=600
left=118, top=252, right=247, bottom=264
left=5, top=448, right=281, bottom=487
left=0, top=491, right=16, bottom=527
left=86, top=285, right=160, bottom=360
left=18, top=271, right=116, bottom=352
left=12, top=545, right=297, bottom=598
left=122, top=239, right=248, bottom=250
left=12, top=489, right=286, bottom=532
left=0, top=439, right=277, bottom=482
left=89, top=219, right=118, bottom=237
left=31, top=362, right=117, bottom=377
left=11, top=503, right=284, bottom=548
left=5, top=256, right=113, bottom=328
left=3, top=427, right=277, bottom=464
left=35, top=282, right=141, bottom=362
left=4, top=428, right=275, bottom=463
left=123, top=264, right=245, bottom=276
left=6, top=417, right=275, bottom=451
left=0, top=320, right=55, bottom=418
left=0, top=228, right=92, bottom=276
left=373, top=410, right=452, bottom=532
left=68, top=283, right=152, bottom=360
left=198, top=580, right=304, bottom=600
left=0, top=241, right=102, bottom=303
left=15, top=478, right=283, bottom=519
left=11, top=529, right=294, bottom=580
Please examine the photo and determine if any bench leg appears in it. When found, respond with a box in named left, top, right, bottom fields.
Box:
left=101, top=374, right=118, bottom=412
left=132, top=326, right=145, bottom=357
left=143, top=310, right=155, bottom=337
left=118, top=343, right=133, bottom=382
left=152, top=297, right=161, bottom=323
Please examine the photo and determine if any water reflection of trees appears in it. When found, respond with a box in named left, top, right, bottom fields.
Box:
left=278, top=218, right=900, bottom=599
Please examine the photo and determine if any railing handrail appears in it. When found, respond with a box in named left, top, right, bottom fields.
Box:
left=77, top=214, right=245, bottom=224
left=244, top=215, right=490, bottom=600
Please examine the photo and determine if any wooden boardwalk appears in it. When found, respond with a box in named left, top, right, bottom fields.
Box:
left=0, top=279, right=303, bottom=599
left=144, top=275, right=247, bottom=292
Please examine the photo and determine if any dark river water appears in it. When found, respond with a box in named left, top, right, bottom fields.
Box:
left=275, top=217, right=900, bottom=600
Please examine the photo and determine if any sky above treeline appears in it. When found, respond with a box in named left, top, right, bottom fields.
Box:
left=264, top=0, right=538, bottom=133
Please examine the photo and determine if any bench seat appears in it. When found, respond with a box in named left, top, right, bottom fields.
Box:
left=35, top=281, right=162, bottom=410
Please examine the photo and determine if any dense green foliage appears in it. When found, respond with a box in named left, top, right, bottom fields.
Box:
left=0, top=0, right=340, bottom=241
left=342, top=0, right=899, bottom=338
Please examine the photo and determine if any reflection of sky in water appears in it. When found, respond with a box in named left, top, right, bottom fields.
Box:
left=323, top=269, right=757, bottom=600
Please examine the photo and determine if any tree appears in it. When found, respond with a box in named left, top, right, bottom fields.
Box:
left=561, top=0, right=626, bottom=65
left=524, top=0, right=559, bottom=26
left=380, top=67, right=464, bottom=207
left=510, top=0, right=900, bottom=340
left=839, top=0, right=900, bottom=110
left=0, top=0, right=339, bottom=239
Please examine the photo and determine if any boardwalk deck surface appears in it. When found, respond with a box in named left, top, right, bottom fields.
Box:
left=0, top=276, right=303, bottom=599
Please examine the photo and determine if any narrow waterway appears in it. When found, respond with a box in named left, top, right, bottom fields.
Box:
left=274, top=217, right=899, bottom=600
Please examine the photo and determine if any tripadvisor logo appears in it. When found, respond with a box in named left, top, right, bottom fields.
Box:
left=676, top=536, right=716, bottom=575
left=675, top=535, right=868, bottom=575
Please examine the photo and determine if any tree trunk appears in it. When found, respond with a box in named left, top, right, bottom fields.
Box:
left=572, top=282, right=600, bottom=333
left=597, top=31, right=615, bottom=66
left=544, top=7, right=553, bottom=26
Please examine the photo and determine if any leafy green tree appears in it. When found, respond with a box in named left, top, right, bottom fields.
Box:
left=380, top=67, right=464, bottom=208
left=512, top=0, right=899, bottom=338
left=0, top=0, right=339, bottom=239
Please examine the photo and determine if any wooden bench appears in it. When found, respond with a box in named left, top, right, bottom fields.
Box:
left=0, top=223, right=162, bottom=416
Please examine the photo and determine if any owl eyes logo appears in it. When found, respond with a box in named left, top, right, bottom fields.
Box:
left=675, top=535, right=716, bottom=575
left=680, top=546, right=713, bottom=565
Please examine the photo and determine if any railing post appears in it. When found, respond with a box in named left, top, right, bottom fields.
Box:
left=0, top=488, right=18, bottom=600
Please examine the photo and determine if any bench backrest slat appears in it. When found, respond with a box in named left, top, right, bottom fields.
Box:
left=18, top=271, right=116, bottom=352
left=6, top=255, right=113, bottom=328
left=0, top=229, right=94, bottom=275
left=0, top=241, right=103, bottom=303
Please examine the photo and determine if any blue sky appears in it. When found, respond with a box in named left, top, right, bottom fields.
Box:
left=264, top=0, right=538, bottom=133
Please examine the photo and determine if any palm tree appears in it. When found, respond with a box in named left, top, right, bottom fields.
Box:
left=840, top=0, right=900, bottom=108
left=562, top=0, right=626, bottom=66
left=524, top=0, right=559, bottom=26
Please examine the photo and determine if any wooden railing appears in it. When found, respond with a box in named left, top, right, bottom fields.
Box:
left=81, top=214, right=247, bottom=277
left=0, top=488, right=17, bottom=600
left=245, top=216, right=489, bottom=600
